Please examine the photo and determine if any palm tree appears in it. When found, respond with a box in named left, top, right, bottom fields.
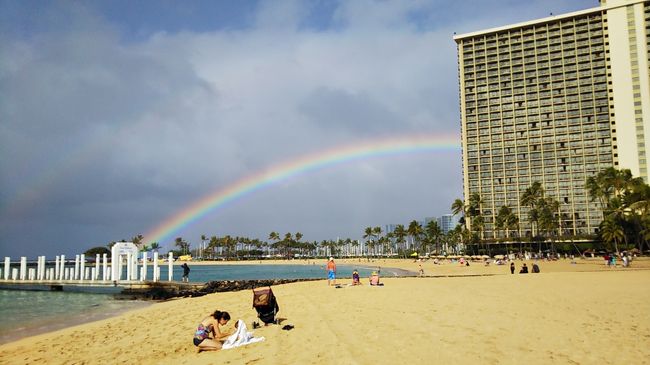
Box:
left=369, top=227, right=381, bottom=256
left=132, top=234, right=144, bottom=249
left=363, top=227, right=374, bottom=256
left=268, top=231, right=280, bottom=241
left=451, top=198, right=465, bottom=217
left=424, top=220, right=442, bottom=254
left=600, top=217, right=624, bottom=255
left=466, top=193, right=485, bottom=245
left=283, top=232, right=294, bottom=258
left=494, top=205, right=509, bottom=240
left=407, top=220, right=424, bottom=254
left=351, top=240, right=360, bottom=256
left=208, top=236, right=219, bottom=258
left=295, top=232, right=303, bottom=255
left=521, top=182, right=544, bottom=237
left=495, top=205, right=520, bottom=240
left=392, top=224, right=407, bottom=257
left=174, top=237, right=189, bottom=255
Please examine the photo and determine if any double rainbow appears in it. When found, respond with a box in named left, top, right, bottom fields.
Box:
left=144, top=133, right=460, bottom=245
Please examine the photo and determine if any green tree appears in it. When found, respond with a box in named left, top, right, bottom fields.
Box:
left=407, top=220, right=424, bottom=254
left=132, top=234, right=144, bottom=249
left=84, top=246, right=111, bottom=256
left=451, top=198, right=465, bottom=217
left=600, top=216, right=624, bottom=255
left=521, top=182, right=544, bottom=237
left=174, top=237, right=189, bottom=255
left=200, top=234, right=208, bottom=259
left=424, top=220, right=442, bottom=254
left=392, top=224, right=407, bottom=257
left=586, top=168, right=650, bottom=253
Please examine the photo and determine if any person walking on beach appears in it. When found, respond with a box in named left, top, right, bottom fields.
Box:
left=193, top=310, right=231, bottom=351
left=181, top=263, right=190, bottom=283
left=510, top=262, right=515, bottom=274
left=326, top=257, right=336, bottom=286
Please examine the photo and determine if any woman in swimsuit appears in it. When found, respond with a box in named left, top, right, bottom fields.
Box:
left=194, top=310, right=231, bottom=351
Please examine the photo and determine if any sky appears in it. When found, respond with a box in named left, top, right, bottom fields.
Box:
left=0, top=0, right=596, bottom=258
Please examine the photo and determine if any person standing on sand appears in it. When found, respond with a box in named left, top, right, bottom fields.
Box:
left=326, top=257, right=336, bottom=286
left=181, top=263, right=190, bottom=282
left=510, top=262, right=515, bottom=274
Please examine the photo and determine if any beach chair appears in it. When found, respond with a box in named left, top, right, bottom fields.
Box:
left=252, top=287, right=280, bottom=325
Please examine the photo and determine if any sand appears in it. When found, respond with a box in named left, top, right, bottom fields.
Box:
left=1, top=258, right=649, bottom=365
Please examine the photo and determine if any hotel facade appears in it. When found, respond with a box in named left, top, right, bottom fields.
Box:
left=454, top=0, right=650, bottom=239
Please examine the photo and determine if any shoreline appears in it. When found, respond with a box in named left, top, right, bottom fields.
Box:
left=0, top=297, right=152, bottom=345
left=0, top=261, right=414, bottom=345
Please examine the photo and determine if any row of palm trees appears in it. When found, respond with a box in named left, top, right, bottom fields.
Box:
left=104, top=169, right=648, bottom=259
left=361, top=220, right=449, bottom=257
left=586, top=168, right=650, bottom=254
left=451, top=167, right=650, bottom=255
left=155, top=222, right=455, bottom=260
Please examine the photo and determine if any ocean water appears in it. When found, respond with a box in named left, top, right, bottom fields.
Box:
left=0, top=290, right=150, bottom=344
left=0, top=264, right=380, bottom=344
left=160, top=263, right=376, bottom=283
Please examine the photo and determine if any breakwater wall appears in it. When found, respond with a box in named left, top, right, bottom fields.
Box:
left=119, top=278, right=322, bottom=300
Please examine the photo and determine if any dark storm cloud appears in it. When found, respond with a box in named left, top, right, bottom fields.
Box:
left=0, top=0, right=593, bottom=257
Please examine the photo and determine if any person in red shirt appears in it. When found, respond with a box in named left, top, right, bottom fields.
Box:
left=326, top=257, right=336, bottom=286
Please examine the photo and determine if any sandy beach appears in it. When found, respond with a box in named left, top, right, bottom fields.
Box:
left=1, top=258, right=649, bottom=365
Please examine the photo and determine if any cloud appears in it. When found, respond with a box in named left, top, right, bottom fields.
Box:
left=0, top=0, right=593, bottom=257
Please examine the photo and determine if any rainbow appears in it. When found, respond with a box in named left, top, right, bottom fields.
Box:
left=144, top=133, right=460, bottom=245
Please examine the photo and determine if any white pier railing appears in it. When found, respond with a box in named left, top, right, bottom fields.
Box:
left=1, top=243, right=177, bottom=284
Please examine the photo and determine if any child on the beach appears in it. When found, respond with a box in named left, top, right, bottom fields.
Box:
left=352, top=269, right=361, bottom=285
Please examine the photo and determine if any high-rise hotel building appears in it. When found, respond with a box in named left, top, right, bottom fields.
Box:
left=454, top=0, right=649, bottom=238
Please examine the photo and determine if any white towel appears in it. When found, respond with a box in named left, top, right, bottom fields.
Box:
left=222, top=319, right=265, bottom=350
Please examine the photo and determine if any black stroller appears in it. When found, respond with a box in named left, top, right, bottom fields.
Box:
left=252, top=286, right=279, bottom=325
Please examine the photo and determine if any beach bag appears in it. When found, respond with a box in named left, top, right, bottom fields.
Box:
left=253, top=287, right=274, bottom=308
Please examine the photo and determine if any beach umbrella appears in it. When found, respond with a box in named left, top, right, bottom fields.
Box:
left=481, top=255, right=490, bottom=259
left=494, top=255, right=505, bottom=259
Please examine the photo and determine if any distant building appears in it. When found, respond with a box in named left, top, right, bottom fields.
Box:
left=384, top=224, right=398, bottom=235
left=437, top=214, right=460, bottom=234
left=454, top=0, right=650, bottom=238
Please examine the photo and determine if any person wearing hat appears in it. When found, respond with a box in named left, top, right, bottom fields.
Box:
left=326, top=257, right=337, bottom=286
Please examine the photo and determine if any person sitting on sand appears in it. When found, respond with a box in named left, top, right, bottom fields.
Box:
left=193, top=310, right=231, bottom=351
left=369, top=271, right=382, bottom=286
left=532, top=263, right=540, bottom=273
left=519, top=263, right=528, bottom=274
left=352, top=269, right=361, bottom=285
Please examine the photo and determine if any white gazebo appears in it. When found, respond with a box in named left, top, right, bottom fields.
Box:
left=111, top=242, right=139, bottom=282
